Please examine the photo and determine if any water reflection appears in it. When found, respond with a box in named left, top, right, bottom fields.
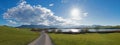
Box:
left=48, top=29, right=120, bottom=33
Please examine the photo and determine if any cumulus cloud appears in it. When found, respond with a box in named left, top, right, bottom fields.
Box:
left=7, top=20, right=17, bottom=24
left=3, top=0, right=87, bottom=27
left=49, top=3, right=54, bottom=6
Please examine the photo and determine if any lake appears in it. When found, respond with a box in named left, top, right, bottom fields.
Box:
left=57, top=29, right=120, bottom=32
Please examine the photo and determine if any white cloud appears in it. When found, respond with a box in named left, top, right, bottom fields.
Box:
left=3, top=0, right=88, bottom=27
left=7, top=20, right=17, bottom=24
left=83, top=12, right=88, bottom=17
left=49, top=3, right=54, bottom=6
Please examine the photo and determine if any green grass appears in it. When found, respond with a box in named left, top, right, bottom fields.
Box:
left=0, top=26, right=39, bottom=45
left=49, top=33, right=120, bottom=45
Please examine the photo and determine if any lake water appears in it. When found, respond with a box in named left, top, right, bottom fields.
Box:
left=59, top=29, right=120, bottom=32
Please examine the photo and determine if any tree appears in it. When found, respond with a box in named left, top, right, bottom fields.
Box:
left=31, top=28, right=37, bottom=31
left=57, top=29, right=62, bottom=33
left=94, top=26, right=100, bottom=33
left=81, top=28, right=88, bottom=34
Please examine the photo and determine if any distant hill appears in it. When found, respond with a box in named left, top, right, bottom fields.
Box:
left=17, top=25, right=90, bottom=29
left=17, top=25, right=58, bottom=28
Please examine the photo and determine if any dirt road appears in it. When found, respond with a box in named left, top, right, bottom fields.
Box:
left=28, top=31, right=53, bottom=45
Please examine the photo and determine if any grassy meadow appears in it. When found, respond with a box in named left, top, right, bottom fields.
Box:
left=0, top=26, right=39, bottom=45
left=49, top=33, right=120, bottom=45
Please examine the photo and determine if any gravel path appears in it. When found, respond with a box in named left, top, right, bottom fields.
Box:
left=28, top=31, right=53, bottom=45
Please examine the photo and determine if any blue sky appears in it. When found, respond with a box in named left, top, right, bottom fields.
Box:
left=0, top=0, right=120, bottom=26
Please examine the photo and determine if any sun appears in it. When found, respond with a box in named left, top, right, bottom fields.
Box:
left=70, top=8, right=80, bottom=20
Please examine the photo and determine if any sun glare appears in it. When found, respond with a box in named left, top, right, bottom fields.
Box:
left=70, top=8, right=80, bottom=20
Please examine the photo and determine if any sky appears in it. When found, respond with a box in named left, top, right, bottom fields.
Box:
left=0, top=0, right=120, bottom=27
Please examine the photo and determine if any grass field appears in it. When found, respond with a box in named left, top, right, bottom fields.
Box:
left=0, top=26, right=39, bottom=45
left=49, top=33, right=120, bottom=45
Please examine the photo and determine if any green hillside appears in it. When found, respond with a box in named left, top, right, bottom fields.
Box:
left=0, top=26, right=39, bottom=45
